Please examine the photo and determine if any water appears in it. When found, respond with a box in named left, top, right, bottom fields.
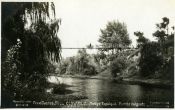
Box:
left=49, top=76, right=174, bottom=108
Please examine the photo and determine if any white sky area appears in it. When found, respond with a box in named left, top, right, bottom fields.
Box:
left=54, top=0, right=175, bottom=58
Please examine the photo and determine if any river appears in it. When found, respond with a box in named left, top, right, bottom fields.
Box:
left=48, top=76, right=174, bottom=108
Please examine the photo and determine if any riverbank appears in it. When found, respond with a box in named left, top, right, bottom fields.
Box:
left=120, top=78, right=173, bottom=88
left=56, top=74, right=173, bottom=88
left=57, top=74, right=112, bottom=80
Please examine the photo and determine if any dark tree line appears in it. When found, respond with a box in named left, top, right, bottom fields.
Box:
left=135, top=17, right=174, bottom=79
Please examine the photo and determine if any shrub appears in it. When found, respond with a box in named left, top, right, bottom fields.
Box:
left=110, top=57, right=127, bottom=77
left=1, top=39, right=23, bottom=101
left=83, top=64, right=97, bottom=75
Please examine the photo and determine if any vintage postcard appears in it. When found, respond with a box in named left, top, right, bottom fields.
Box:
left=1, top=0, right=174, bottom=108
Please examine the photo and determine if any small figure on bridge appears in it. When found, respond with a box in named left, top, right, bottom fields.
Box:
left=87, top=43, right=93, bottom=49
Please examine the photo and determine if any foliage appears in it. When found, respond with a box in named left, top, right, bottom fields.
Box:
left=47, top=62, right=57, bottom=74
left=57, top=59, right=69, bottom=75
left=153, top=17, right=174, bottom=79
left=153, top=17, right=170, bottom=43
left=133, top=17, right=174, bottom=79
left=110, top=55, right=127, bottom=77
left=58, top=49, right=98, bottom=75
left=97, top=20, right=132, bottom=77
left=1, top=2, right=59, bottom=61
left=139, top=42, right=163, bottom=76
left=1, top=2, right=61, bottom=103
left=2, top=39, right=22, bottom=98
left=98, top=20, right=131, bottom=56
left=134, top=31, right=149, bottom=48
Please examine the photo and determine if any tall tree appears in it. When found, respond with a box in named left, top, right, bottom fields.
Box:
left=1, top=2, right=61, bottom=102
left=98, top=21, right=131, bottom=57
left=153, top=17, right=174, bottom=79
left=2, top=2, right=61, bottom=61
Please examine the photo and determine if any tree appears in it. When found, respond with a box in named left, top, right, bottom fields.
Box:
left=77, top=49, right=89, bottom=72
left=58, top=49, right=98, bottom=75
left=137, top=17, right=174, bottom=78
left=139, top=42, right=163, bottom=76
left=2, top=2, right=59, bottom=61
left=1, top=2, right=61, bottom=103
left=152, top=17, right=174, bottom=79
left=97, top=21, right=131, bottom=77
left=134, top=31, right=149, bottom=48
left=98, top=21, right=131, bottom=56
left=153, top=17, right=173, bottom=55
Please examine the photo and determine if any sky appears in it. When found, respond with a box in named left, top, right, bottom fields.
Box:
left=54, top=0, right=175, bottom=58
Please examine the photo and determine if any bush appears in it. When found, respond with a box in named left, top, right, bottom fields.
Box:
left=83, top=64, right=97, bottom=75
left=1, top=39, right=22, bottom=100
left=1, top=39, right=54, bottom=104
left=110, top=57, right=127, bottom=77
left=159, top=56, right=174, bottom=80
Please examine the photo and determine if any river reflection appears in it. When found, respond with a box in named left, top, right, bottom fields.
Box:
left=50, top=76, right=173, bottom=108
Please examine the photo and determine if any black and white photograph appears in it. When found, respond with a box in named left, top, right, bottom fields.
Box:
left=1, top=0, right=174, bottom=108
